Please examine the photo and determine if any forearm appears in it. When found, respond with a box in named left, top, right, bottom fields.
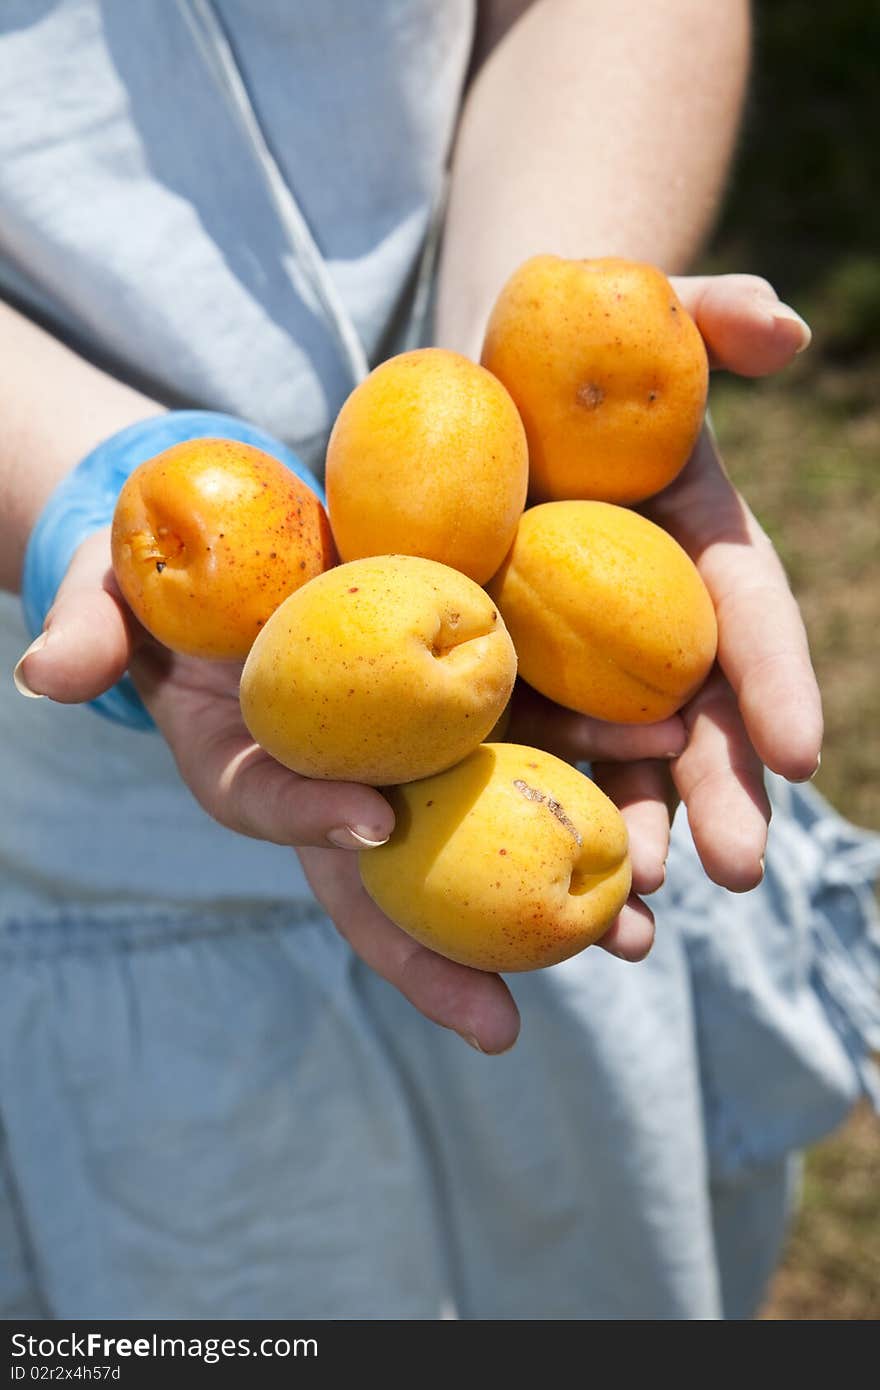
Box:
left=437, top=0, right=751, bottom=357
left=0, top=300, right=161, bottom=592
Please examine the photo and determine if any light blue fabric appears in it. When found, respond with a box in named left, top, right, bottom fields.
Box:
left=666, top=777, right=880, bottom=1175
left=0, top=783, right=876, bottom=1320
left=0, top=0, right=472, bottom=469
left=0, top=0, right=878, bottom=1321
left=21, top=410, right=321, bottom=728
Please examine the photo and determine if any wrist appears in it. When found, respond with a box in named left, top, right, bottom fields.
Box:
left=21, top=411, right=322, bottom=729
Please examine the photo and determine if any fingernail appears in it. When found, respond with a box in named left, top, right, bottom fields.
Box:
left=13, top=633, right=49, bottom=699
left=326, top=826, right=390, bottom=850
left=758, top=855, right=766, bottom=881
left=810, top=751, right=822, bottom=780
left=772, top=304, right=812, bottom=353
left=460, top=1033, right=485, bottom=1053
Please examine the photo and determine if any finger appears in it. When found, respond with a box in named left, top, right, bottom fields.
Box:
left=713, top=558, right=822, bottom=783
left=671, top=273, right=811, bottom=375
left=592, top=760, right=674, bottom=895
left=13, top=528, right=137, bottom=703
left=507, top=681, right=687, bottom=762
left=132, top=646, right=396, bottom=850
left=596, top=894, right=656, bottom=962
left=299, top=847, right=521, bottom=1054
left=672, top=669, right=771, bottom=892
left=647, top=430, right=823, bottom=781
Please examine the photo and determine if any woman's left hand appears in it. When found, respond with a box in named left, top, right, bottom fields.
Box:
left=511, top=274, right=822, bottom=901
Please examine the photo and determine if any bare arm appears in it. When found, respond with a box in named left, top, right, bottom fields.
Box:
left=438, top=0, right=750, bottom=357
left=0, top=300, right=161, bottom=592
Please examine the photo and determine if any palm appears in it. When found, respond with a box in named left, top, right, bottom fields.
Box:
left=130, top=644, right=286, bottom=839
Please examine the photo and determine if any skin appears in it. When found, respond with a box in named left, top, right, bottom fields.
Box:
left=6, top=0, right=821, bottom=1055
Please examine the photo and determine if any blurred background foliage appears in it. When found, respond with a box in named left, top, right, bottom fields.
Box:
left=699, top=0, right=880, bottom=1318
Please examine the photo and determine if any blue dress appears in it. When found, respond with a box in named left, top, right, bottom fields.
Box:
left=0, top=0, right=877, bottom=1319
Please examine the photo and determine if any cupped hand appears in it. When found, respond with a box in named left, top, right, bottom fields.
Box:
left=518, top=274, right=821, bottom=895
left=16, top=527, right=659, bottom=1055
left=651, top=274, right=821, bottom=886
left=16, top=528, right=394, bottom=851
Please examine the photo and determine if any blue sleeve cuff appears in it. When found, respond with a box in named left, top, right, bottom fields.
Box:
left=21, top=411, right=322, bottom=730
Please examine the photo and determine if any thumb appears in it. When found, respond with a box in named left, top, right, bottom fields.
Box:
left=13, top=528, right=137, bottom=703
left=671, top=273, right=812, bottom=377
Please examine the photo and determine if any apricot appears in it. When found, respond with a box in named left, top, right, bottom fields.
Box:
left=111, top=439, right=334, bottom=659
left=481, top=256, right=709, bottom=504
left=239, top=555, right=517, bottom=785
left=325, top=348, right=528, bottom=584
left=488, top=501, right=717, bottom=723
left=359, top=743, right=631, bottom=972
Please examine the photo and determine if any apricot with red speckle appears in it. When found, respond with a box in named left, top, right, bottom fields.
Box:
left=111, top=438, right=334, bottom=659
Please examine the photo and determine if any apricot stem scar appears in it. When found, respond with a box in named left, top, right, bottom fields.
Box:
left=512, top=779, right=582, bottom=845
left=576, top=382, right=604, bottom=410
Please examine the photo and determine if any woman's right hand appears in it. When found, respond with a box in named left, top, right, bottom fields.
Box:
left=15, top=527, right=397, bottom=852
left=15, top=523, right=672, bottom=1053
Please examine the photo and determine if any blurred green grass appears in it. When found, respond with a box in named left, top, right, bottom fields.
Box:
left=698, top=0, right=880, bottom=1318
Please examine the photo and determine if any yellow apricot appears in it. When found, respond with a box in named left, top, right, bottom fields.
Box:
left=359, top=743, right=631, bottom=973
left=481, top=256, right=708, bottom=504
left=488, top=501, right=717, bottom=723
left=111, top=439, right=334, bottom=659
left=325, top=348, right=528, bottom=584
left=240, top=555, right=517, bottom=785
